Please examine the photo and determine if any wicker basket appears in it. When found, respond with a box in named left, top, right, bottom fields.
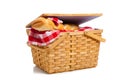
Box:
left=26, top=13, right=105, bottom=73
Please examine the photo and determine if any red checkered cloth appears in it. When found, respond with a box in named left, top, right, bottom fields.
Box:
left=28, top=26, right=94, bottom=46
left=48, top=17, right=63, bottom=26
left=28, top=28, right=61, bottom=46
left=79, top=26, right=94, bottom=31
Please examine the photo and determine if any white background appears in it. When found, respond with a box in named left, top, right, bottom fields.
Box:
left=0, top=0, right=120, bottom=80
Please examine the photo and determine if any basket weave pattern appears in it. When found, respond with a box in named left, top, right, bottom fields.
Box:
left=29, top=30, right=102, bottom=73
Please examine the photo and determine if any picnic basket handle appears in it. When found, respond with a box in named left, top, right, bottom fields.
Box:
left=84, top=31, right=105, bottom=42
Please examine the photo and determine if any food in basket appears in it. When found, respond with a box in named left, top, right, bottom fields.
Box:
left=63, top=24, right=79, bottom=30
left=31, top=17, right=55, bottom=31
left=31, top=17, right=79, bottom=31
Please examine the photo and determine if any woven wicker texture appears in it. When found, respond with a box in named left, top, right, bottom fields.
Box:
left=29, top=30, right=104, bottom=73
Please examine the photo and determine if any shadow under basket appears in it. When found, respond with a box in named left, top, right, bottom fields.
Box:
left=28, top=29, right=105, bottom=73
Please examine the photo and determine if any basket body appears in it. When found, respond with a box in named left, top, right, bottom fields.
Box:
left=29, top=30, right=102, bottom=73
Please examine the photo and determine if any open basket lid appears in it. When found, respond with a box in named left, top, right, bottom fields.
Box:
left=26, top=13, right=102, bottom=28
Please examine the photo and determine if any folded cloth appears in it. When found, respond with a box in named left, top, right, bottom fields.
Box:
left=28, top=27, right=94, bottom=46
left=28, top=28, right=61, bottom=46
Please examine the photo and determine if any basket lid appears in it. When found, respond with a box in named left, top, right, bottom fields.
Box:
left=26, top=13, right=102, bottom=28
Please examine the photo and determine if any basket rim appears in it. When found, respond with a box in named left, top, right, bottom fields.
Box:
left=59, top=29, right=103, bottom=35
